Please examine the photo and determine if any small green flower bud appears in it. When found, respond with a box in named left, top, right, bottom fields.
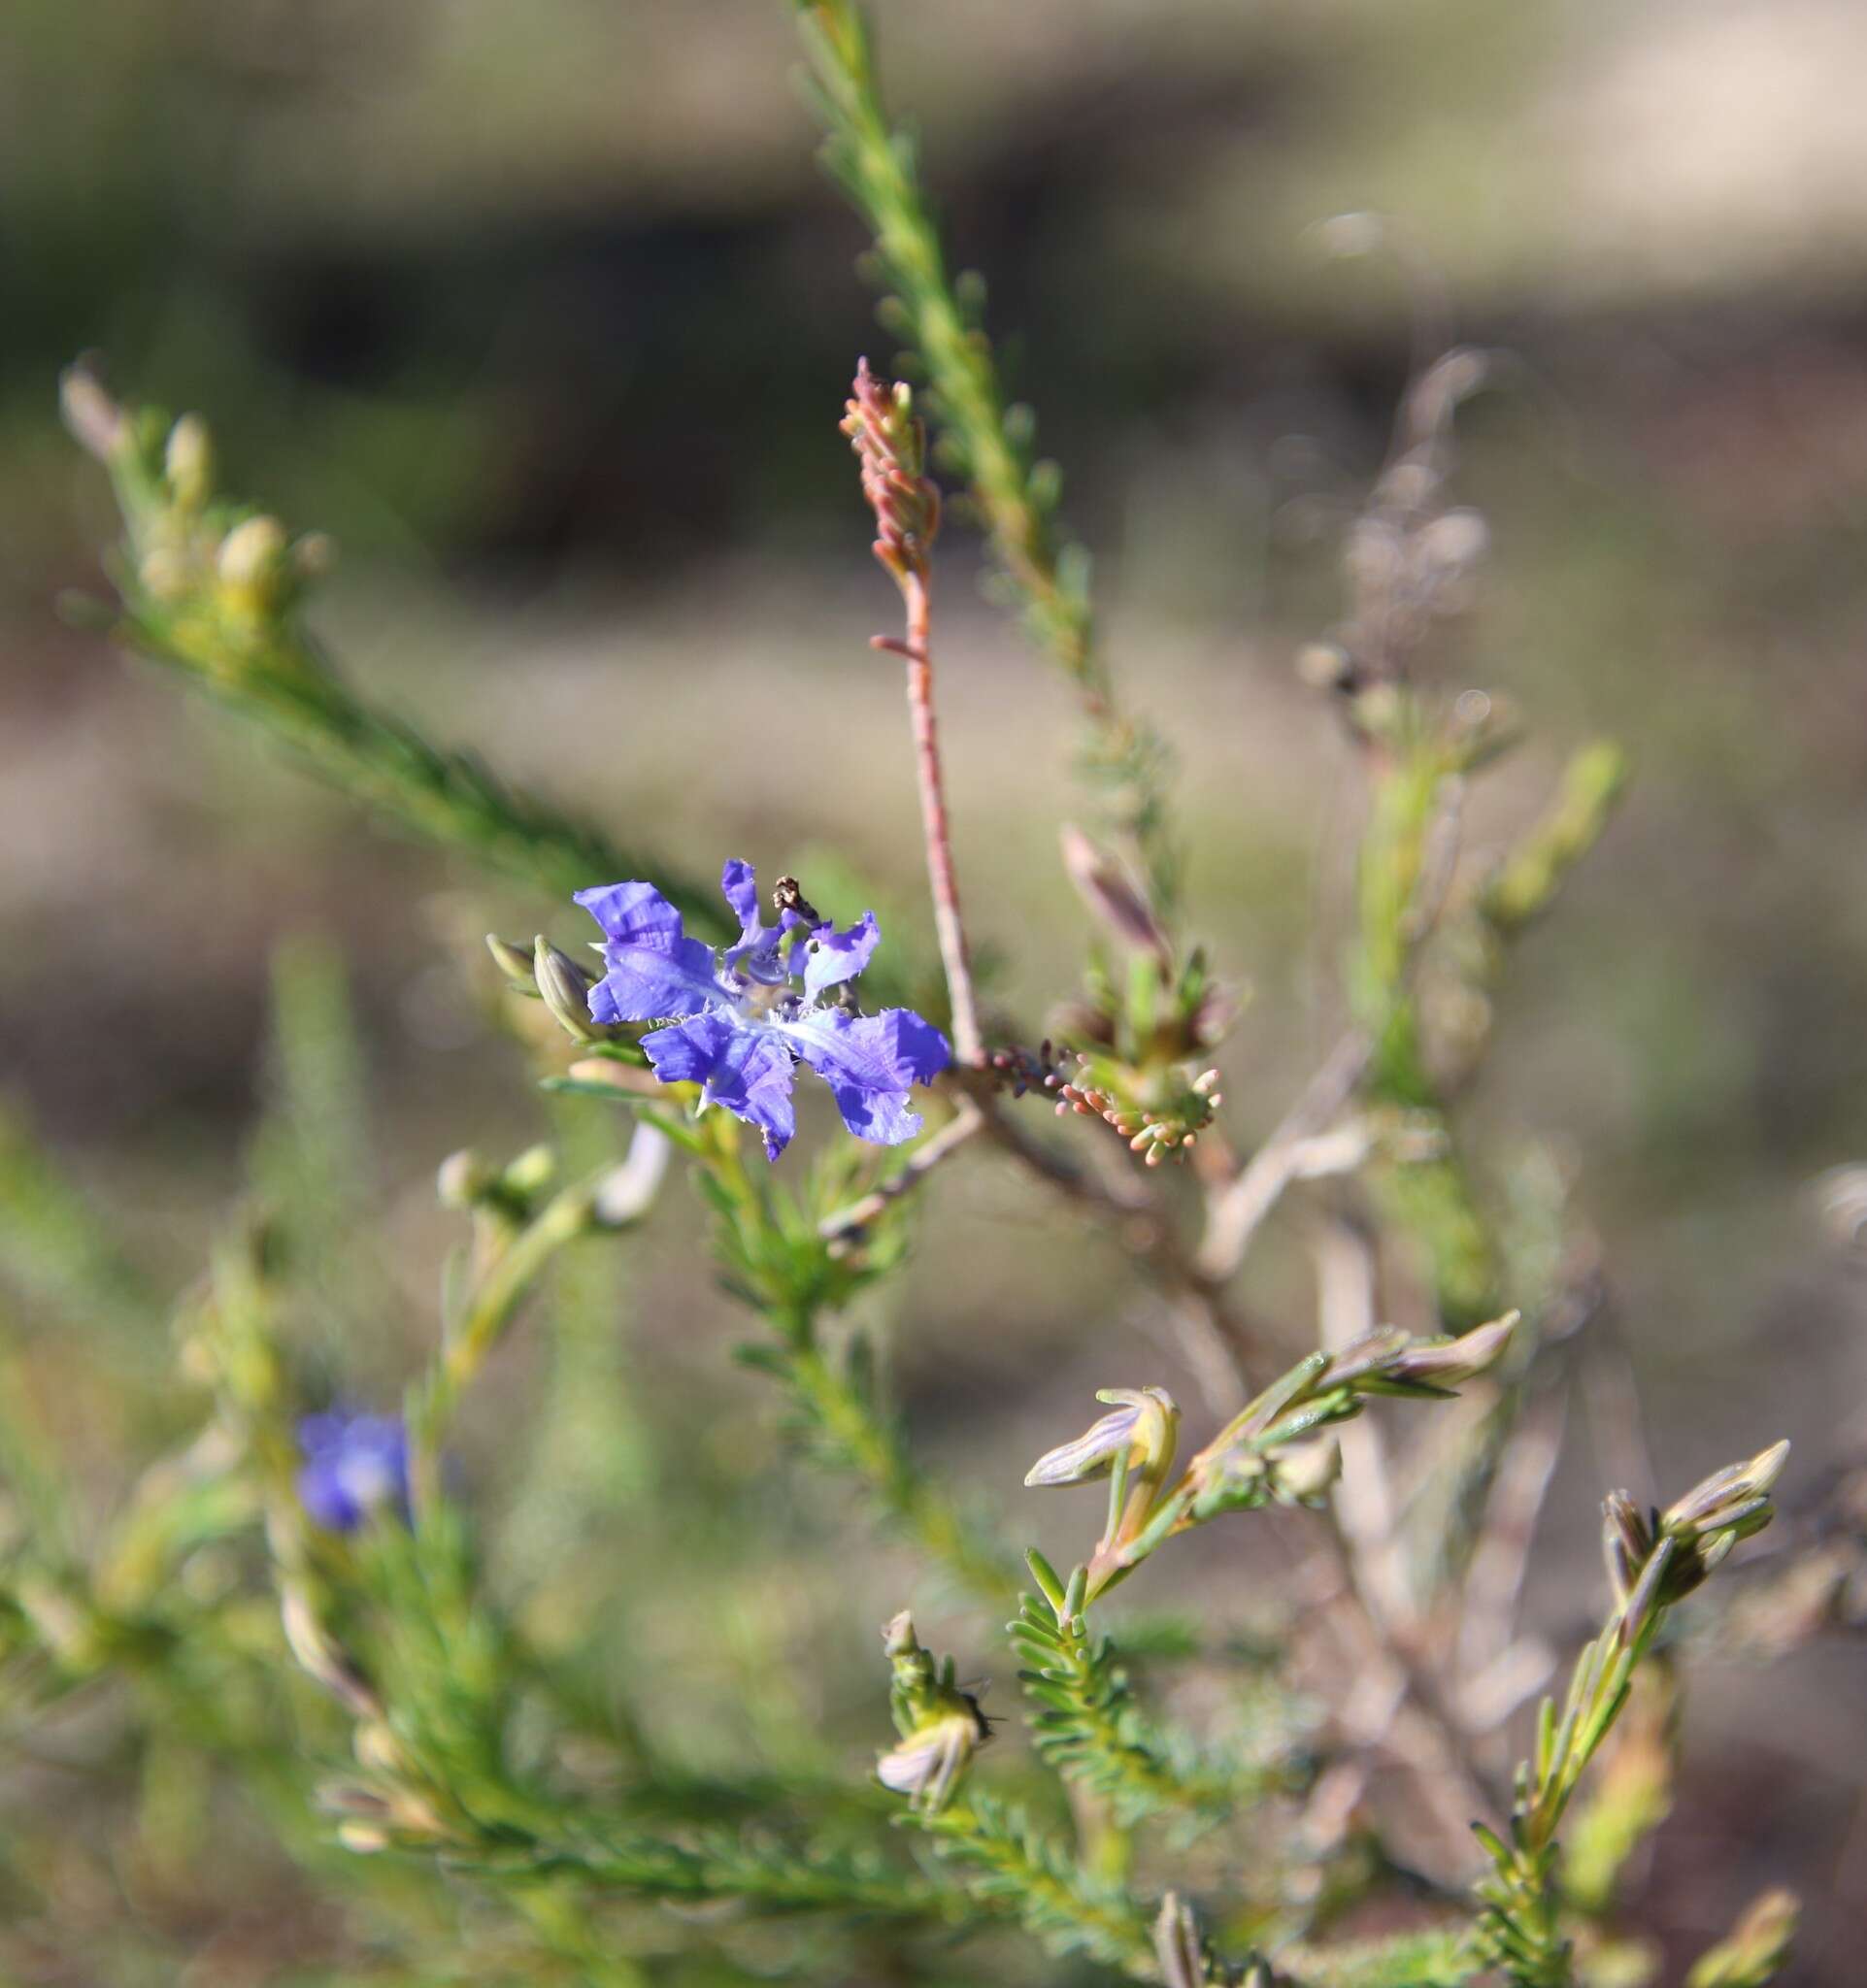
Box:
left=484, top=934, right=538, bottom=992
left=280, top=1587, right=378, bottom=1716
left=500, top=1143, right=557, bottom=1198
left=1662, top=1441, right=1789, bottom=1539
left=216, top=514, right=289, bottom=618
left=882, top=1607, right=917, bottom=1659
left=533, top=936, right=602, bottom=1043
left=1059, top=823, right=1170, bottom=963
left=164, top=414, right=214, bottom=513
left=1274, top=1436, right=1342, bottom=1504
left=59, top=361, right=129, bottom=462
left=136, top=545, right=191, bottom=603
left=1602, top=1490, right=1650, bottom=1606
left=352, top=1719, right=406, bottom=1775
left=1384, top=1309, right=1518, bottom=1389
left=436, top=1148, right=492, bottom=1209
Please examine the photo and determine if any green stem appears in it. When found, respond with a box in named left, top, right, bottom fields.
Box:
left=784, top=1343, right=1018, bottom=1609
left=118, top=601, right=723, bottom=933
left=909, top=1792, right=1155, bottom=1971
left=794, top=0, right=1179, bottom=912
left=405, top=1177, right=605, bottom=1510
left=1013, top=1593, right=1250, bottom=1825
left=1350, top=718, right=1498, bottom=1324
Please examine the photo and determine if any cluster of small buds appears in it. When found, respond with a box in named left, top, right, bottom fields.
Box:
left=1025, top=1316, right=1518, bottom=1604
left=486, top=929, right=630, bottom=1051
left=1603, top=1439, right=1789, bottom=1628
left=1052, top=1055, right=1220, bottom=1166
left=842, top=358, right=941, bottom=589
left=59, top=365, right=332, bottom=638
left=1478, top=1437, right=1793, bottom=1979
left=317, top=1719, right=455, bottom=1857
left=982, top=1038, right=1069, bottom=1100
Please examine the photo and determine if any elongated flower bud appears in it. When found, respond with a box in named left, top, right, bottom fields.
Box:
left=484, top=934, right=538, bottom=992
left=164, top=414, right=214, bottom=513
left=1024, top=1386, right=1179, bottom=1488
left=1602, top=1489, right=1650, bottom=1607
left=1153, top=1894, right=1205, bottom=1988
left=436, top=1148, right=493, bottom=1209
left=217, top=514, right=289, bottom=618
left=843, top=359, right=941, bottom=587
left=1383, top=1309, right=1518, bottom=1389
left=533, top=936, right=602, bottom=1043
left=1060, top=823, right=1170, bottom=963
left=1273, top=1436, right=1342, bottom=1504
left=1662, top=1441, right=1789, bottom=1539
left=59, top=361, right=129, bottom=462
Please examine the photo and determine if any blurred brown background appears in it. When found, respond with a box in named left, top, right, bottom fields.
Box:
left=4, top=1, right=1867, bottom=1980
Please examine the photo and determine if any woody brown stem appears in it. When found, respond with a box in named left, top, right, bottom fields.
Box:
left=886, top=569, right=983, bottom=1067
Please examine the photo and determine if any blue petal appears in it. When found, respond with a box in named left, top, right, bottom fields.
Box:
left=573, top=880, right=688, bottom=950
left=576, top=881, right=726, bottom=1021
left=720, top=859, right=760, bottom=929
left=718, top=859, right=793, bottom=985
left=644, top=1013, right=798, bottom=1160
left=801, top=911, right=882, bottom=1000
left=781, top=1007, right=950, bottom=1146
left=297, top=1456, right=359, bottom=1531
left=589, top=933, right=724, bottom=1024
left=296, top=1412, right=409, bottom=1532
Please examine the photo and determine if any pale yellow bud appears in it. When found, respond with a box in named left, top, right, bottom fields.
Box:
left=164, top=414, right=214, bottom=512
left=216, top=514, right=288, bottom=617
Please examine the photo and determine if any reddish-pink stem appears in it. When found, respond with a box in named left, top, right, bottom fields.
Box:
left=883, top=571, right=982, bottom=1067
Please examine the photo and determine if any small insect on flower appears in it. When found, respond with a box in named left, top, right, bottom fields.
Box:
left=575, top=859, right=950, bottom=1159
left=297, top=1411, right=411, bottom=1534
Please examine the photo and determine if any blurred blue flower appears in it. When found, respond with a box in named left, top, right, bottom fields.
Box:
left=297, top=1411, right=410, bottom=1533
left=576, top=861, right=949, bottom=1160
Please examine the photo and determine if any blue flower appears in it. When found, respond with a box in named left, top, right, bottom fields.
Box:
left=297, top=1411, right=410, bottom=1533
left=576, top=861, right=950, bottom=1161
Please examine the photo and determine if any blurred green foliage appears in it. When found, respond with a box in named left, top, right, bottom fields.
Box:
left=4, top=0, right=1867, bottom=1979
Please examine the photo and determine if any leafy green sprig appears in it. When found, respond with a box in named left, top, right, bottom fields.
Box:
left=1023, top=1314, right=1517, bottom=1608
left=59, top=366, right=722, bottom=936
left=873, top=1610, right=1155, bottom=1967
left=791, top=0, right=1181, bottom=919
left=1012, top=1563, right=1276, bottom=1827
left=1472, top=1442, right=1789, bottom=1986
